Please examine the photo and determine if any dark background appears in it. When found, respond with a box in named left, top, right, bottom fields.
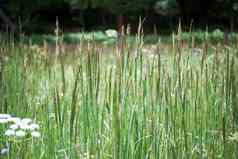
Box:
left=0, top=0, right=237, bottom=34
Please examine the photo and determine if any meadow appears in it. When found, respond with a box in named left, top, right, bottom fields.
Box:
left=0, top=30, right=238, bottom=159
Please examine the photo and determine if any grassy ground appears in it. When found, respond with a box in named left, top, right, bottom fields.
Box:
left=0, top=32, right=238, bottom=159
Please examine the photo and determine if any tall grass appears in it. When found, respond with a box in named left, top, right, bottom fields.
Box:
left=0, top=31, right=238, bottom=159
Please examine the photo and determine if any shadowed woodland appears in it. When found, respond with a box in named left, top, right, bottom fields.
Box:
left=0, top=0, right=238, bottom=34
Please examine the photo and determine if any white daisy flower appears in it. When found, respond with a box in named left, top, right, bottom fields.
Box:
left=0, top=148, right=9, bottom=155
left=0, top=114, right=11, bottom=119
left=19, top=123, right=31, bottom=130
left=10, top=124, right=19, bottom=130
left=21, top=118, right=32, bottom=124
left=31, top=131, right=41, bottom=138
left=29, top=123, right=40, bottom=130
left=15, top=130, right=26, bottom=137
left=5, top=129, right=15, bottom=136
left=7, top=117, right=21, bottom=123
left=0, top=119, right=8, bottom=124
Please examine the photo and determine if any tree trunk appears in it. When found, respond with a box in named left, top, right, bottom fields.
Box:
left=117, top=14, right=124, bottom=34
left=0, top=8, right=16, bottom=33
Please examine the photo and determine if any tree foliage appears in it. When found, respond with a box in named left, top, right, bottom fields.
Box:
left=154, top=0, right=179, bottom=16
left=0, top=0, right=237, bottom=30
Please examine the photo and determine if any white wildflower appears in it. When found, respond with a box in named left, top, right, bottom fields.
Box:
left=5, top=129, right=15, bottom=136
left=21, top=118, right=32, bottom=124
left=0, top=114, right=11, bottom=119
left=0, top=114, right=11, bottom=124
left=19, top=123, right=31, bottom=130
left=10, top=124, right=19, bottom=130
left=8, top=117, right=21, bottom=123
left=31, top=131, right=41, bottom=138
left=0, top=119, right=8, bottom=124
left=15, top=130, right=26, bottom=137
left=29, top=123, right=39, bottom=130
left=0, top=148, right=8, bottom=155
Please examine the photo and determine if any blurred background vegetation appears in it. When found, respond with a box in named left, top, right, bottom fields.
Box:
left=0, top=0, right=238, bottom=34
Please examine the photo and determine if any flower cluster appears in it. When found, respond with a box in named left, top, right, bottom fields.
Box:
left=0, top=113, right=41, bottom=156
left=0, top=114, right=41, bottom=138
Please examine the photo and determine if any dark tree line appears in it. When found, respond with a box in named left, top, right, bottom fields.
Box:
left=0, top=0, right=238, bottom=33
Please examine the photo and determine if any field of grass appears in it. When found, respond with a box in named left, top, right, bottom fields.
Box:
left=0, top=32, right=238, bottom=159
